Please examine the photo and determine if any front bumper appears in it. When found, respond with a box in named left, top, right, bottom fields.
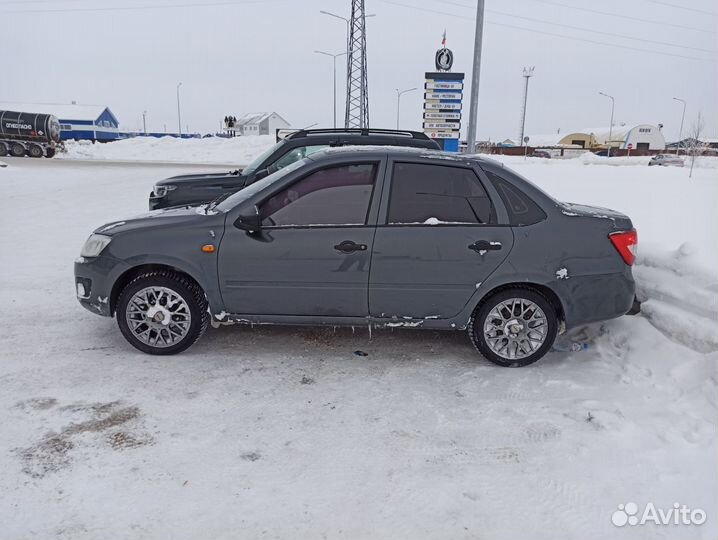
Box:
left=74, top=255, right=129, bottom=317
left=149, top=193, right=166, bottom=210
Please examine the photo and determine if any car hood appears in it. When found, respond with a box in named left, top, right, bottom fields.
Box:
left=155, top=170, right=243, bottom=187
left=93, top=205, right=224, bottom=236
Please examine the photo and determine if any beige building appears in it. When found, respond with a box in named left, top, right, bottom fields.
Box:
left=558, top=124, right=665, bottom=150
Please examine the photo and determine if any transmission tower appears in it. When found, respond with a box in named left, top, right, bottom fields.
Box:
left=518, top=66, right=535, bottom=146
left=345, top=0, right=369, bottom=128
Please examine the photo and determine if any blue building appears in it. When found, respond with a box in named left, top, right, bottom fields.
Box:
left=0, top=101, right=123, bottom=141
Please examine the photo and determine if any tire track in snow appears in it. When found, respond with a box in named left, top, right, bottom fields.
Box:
left=634, top=246, right=718, bottom=353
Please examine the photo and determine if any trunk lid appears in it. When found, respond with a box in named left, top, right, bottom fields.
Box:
left=560, top=202, right=633, bottom=230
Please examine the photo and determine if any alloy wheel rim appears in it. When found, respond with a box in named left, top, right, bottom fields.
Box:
left=483, top=298, right=547, bottom=360
left=125, top=286, right=192, bottom=348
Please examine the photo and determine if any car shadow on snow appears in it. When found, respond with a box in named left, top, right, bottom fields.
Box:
left=79, top=314, right=596, bottom=370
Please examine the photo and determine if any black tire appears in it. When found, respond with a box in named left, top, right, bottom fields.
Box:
left=0, top=143, right=7, bottom=157
left=28, top=144, right=43, bottom=158
left=116, top=270, right=209, bottom=355
left=468, top=288, right=558, bottom=367
left=45, top=147, right=56, bottom=158
left=10, top=143, right=25, bottom=157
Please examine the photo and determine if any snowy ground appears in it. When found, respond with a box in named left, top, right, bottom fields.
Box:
left=0, top=153, right=716, bottom=540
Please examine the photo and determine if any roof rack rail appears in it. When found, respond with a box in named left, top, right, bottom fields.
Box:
left=285, top=128, right=431, bottom=141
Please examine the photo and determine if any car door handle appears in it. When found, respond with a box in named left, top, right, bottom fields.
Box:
left=468, top=240, right=502, bottom=253
left=334, top=240, right=367, bottom=253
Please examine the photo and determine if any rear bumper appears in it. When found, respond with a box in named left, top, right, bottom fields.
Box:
left=558, top=270, right=636, bottom=329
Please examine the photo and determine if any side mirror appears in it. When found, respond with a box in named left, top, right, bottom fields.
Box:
left=234, top=205, right=262, bottom=233
left=254, top=168, right=270, bottom=181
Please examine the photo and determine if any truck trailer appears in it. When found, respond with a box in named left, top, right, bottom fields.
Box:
left=0, top=110, right=61, bottom=158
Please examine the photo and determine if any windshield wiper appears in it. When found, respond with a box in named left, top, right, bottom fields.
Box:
left=206, top=191, right=233, bottom=212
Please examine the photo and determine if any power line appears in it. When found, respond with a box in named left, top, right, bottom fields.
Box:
left=379, top=0, right=714, bottom=62
left=435, top=0, right=715, bottom=53
left=529, top=0, right=717, bottom=35
left=0, top=0, right=283, bottom=14
left=644, top=0, right=718, bottom=16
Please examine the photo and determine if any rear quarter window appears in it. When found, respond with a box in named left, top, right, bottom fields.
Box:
left=486, top=170, right=547, bottom=226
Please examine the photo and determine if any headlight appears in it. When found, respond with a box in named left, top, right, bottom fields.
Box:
left=152, top=184, right=176, bottom=198
left=80, top=234, right=112, bottom=258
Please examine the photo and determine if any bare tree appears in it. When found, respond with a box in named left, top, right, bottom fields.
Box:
left=683, top=113, right=708, bottom=178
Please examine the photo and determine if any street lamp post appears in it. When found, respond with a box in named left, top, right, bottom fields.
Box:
left=315, top=50, right=347, bottom=128
left=319, top=10, right=376, bottom=53
left=466, top=0, right=486, bottom=154
left=176, top=82, right=183, bottom=137
left=673, top=97, right=686, bottom=155
left=395, top=87, right=417, bottom=129
left=142, top=110, right=147, bottom=134
left=599, top=91, right=615, bottom=157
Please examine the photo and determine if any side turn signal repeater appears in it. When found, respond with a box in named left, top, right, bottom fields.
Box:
left=201, top=244, right=216, bottom=253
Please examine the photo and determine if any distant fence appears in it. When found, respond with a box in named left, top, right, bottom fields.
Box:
left=483, top=146, right=664, bottom=157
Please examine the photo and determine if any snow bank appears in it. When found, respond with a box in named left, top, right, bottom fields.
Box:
left=634, top=244, right=718, bottom=353
left=487, top=152, right=718, bottom=169
left=59, top=135, right=276, bottom=165
left=0, top=159, right=7, bottom=168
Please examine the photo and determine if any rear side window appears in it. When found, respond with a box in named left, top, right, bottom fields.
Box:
left=487, top=171, right=547, bottom=226
left=388, top=162, right=494, bottom=224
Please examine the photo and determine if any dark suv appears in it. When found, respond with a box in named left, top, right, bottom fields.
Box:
left=149, top=128, right=440, bottom=210
left=77, top=147, right=637, bottom=367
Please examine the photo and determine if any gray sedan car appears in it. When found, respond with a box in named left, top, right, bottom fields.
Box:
left=649, top=154, right=684, bottom=167
left=75, top=147, right=637, bottom=367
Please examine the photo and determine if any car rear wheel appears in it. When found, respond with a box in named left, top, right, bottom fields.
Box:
left=469, top=288, right=558, bottom=367
left=116, top=271, right=209, bottom=355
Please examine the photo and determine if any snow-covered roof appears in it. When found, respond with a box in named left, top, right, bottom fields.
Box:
left=237, top=112, right=273, bottom=126
left=580, top=125, right=630, bottom=143
left=0, top=101, right=110, bottom=122
left=236, top=111, right=289, bottom=127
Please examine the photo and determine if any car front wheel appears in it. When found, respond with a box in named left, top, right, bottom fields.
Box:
left=469, top=288, right=558, bottom=367
left=116, top=271, right=209, bottom=355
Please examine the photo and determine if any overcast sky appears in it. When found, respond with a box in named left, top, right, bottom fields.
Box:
left=2, top=0, right=716, bottom=141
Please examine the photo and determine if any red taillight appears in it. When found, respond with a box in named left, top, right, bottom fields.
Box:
left=609, top=230, right=638, bottom=266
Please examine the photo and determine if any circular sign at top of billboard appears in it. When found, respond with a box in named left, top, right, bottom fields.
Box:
left=435, top=48, right=454, bottom=71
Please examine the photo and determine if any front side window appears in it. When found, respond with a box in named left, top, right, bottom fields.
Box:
left=272, top=145, right=329, bottom=170
left=260, top=163, right=378, bottom=227
left=387, top=162, right=493, bottom=225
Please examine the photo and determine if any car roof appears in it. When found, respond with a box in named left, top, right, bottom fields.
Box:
left=305, top=144, right=502, bottom=166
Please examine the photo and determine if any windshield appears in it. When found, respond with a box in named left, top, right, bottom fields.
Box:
left=241, top=140, right=286, bottom=176
left=216, top=157, right=309, bottom=212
